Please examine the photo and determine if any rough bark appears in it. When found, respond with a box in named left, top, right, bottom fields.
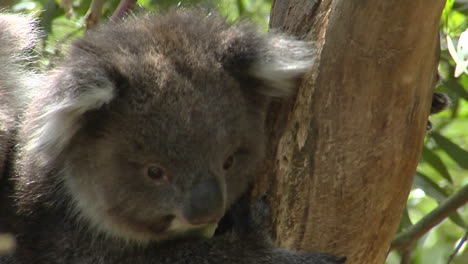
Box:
left=253, top=1, right=446, bottom=264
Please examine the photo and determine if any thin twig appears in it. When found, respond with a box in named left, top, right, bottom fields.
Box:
left=111, top=0, right=138, bottom=22
left=401, top=250, right=412, bottom=264
left=59, top=0, right=74, bottom=19
left=391, top=184, right=468, bottom=251
left=84, top=0, right=105, bottom=30
left=446, top=230, right=468, bottom=264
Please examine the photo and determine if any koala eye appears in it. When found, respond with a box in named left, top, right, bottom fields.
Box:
left=146, top=165, right=168, bottom=183
left=223, top=155, right=235, bottom=170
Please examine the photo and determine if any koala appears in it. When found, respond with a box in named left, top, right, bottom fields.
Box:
left=0, top=10, right=345, bottom=264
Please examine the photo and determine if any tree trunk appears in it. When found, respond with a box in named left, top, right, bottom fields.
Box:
left=253, top=1, right=446, bottom=264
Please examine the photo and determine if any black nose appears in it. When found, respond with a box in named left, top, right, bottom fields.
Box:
left=183, top=178, right=225, bottom=225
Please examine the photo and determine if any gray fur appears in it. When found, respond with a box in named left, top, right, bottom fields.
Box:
left=0, top=9, right=343, bottom=264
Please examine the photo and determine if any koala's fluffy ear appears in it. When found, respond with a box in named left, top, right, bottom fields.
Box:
left=0, top=13, right=38, bottom=59
left=24, top=67, right=115, bottom=164
left=219, top=26, right=314, bottom=97
left=0, top=13, right=39, bottom=101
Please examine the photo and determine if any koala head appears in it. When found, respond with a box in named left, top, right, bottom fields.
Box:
left=20, top=10, right=313, bottom=243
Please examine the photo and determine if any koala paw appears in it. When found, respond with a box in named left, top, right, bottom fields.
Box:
left=427, top=92, right=451, bottom=131
left=218, top=196, right=273, bottom=237
left=247, top=197, right=272, bottom=233
left=431, top=92, right=451, bottom=115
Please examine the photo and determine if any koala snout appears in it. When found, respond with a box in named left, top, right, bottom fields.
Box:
left=183, top=178, right=226, bottom=225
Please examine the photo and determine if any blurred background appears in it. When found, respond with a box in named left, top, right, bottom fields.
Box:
left=1, top=0, right=466, bottom=263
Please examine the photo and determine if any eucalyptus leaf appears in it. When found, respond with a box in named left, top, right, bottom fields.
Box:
left=38, top=0, right=62, bottom=40
left=415, top=171, right=449, bottom=202
left=443, top=79, right=468, bottom=101
left=421, top=146, right=453, bottom=183
left=431, top=132, right=468, bottom=170
left=448, top=213, right=467, bottom=228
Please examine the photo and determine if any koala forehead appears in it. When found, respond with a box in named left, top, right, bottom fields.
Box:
left=104, top=83, right=253, bottom=162
left=115, top=48, right=249, bottom=131
left=99, top=50, right=254, bottom=156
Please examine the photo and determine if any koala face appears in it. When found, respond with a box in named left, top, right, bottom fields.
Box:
left=63, top=52, right=266, bottom=242
left=19, top=10, right=313, bottom=243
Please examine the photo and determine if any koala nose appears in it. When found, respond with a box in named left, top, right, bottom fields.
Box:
left=183, top=178, right=225, bottom=225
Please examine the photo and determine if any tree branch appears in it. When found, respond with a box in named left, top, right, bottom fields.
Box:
left=262, top=1, right=446, bottom=263
left=391, top=184, right=468, bottom=252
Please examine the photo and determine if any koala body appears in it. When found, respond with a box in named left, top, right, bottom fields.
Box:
left=0, top=10, right=343, bottom=264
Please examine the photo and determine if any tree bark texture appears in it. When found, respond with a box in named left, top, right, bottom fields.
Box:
left=253, top=1, right=446, bottom=264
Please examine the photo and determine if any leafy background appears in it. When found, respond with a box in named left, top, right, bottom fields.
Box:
left=1, top=0, right=466, bottom=263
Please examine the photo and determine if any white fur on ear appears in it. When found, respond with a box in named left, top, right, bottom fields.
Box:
left=250, top=35, right=315, bottom=97
left=0, top=13, right=38, bottom=56
left=24, top=73, right=115, bottom=164
left=0, top=13, right=40, bottom=106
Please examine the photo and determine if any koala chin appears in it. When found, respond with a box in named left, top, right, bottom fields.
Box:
left=0, top=9, right=345, bottom=264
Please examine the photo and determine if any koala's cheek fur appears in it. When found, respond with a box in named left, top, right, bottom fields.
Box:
left=62, top=142, right=181, bottom=243
left=64, top=172, right=175, bottom=243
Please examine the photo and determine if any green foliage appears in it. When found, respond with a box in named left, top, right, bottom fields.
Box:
left=1, top=0, right=466, bottom=263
